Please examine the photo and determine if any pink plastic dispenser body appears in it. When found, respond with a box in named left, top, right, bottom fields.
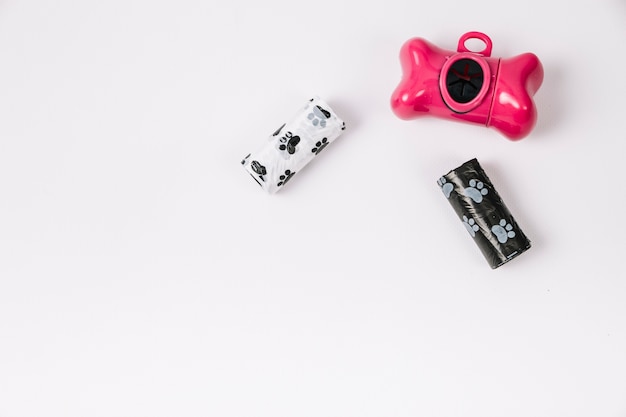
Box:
left=391, top=32, right=543, bottom=140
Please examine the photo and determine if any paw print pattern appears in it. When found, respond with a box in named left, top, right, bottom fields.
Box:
left=463, top=179, right=488, bottom=203
left=491, top=219, right=516, bottom=243
left=437, top=177, right=454, bottom=198
left=276, top=132, right=300, bottom=156
left=277, top=170, right=295, bottom=187
left=311, top=138, right=328, bottom=155
left=308, top=105, right=331, bottom=127
left=279, top=135, right=300, bottom=154
left=463, top=215, right=480, bottom=237
left=251, top=160, right=267, bottom=182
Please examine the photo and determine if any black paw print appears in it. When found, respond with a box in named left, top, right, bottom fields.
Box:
left=279, top=135, right=300, bottom=154
left=277, top=170, right=295, bottom=187
left=308, top=105, right=331, bottom=127
left=251, top=160, right=267, bottom=182
left=311, top=138, right=328, bottom=155
left=277, top=131, right=300, bottom=155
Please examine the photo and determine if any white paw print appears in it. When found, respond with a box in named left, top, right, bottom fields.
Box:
left=463, top=178, right=488, bottom=203
left=491, top=219, right=516, bottom=243
left=463, top=215, right=480, bottom=237
left=437, top=177, right=454, bottom=198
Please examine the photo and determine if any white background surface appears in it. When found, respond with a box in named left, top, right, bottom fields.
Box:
left=0, top=0, right=625, bottom=416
